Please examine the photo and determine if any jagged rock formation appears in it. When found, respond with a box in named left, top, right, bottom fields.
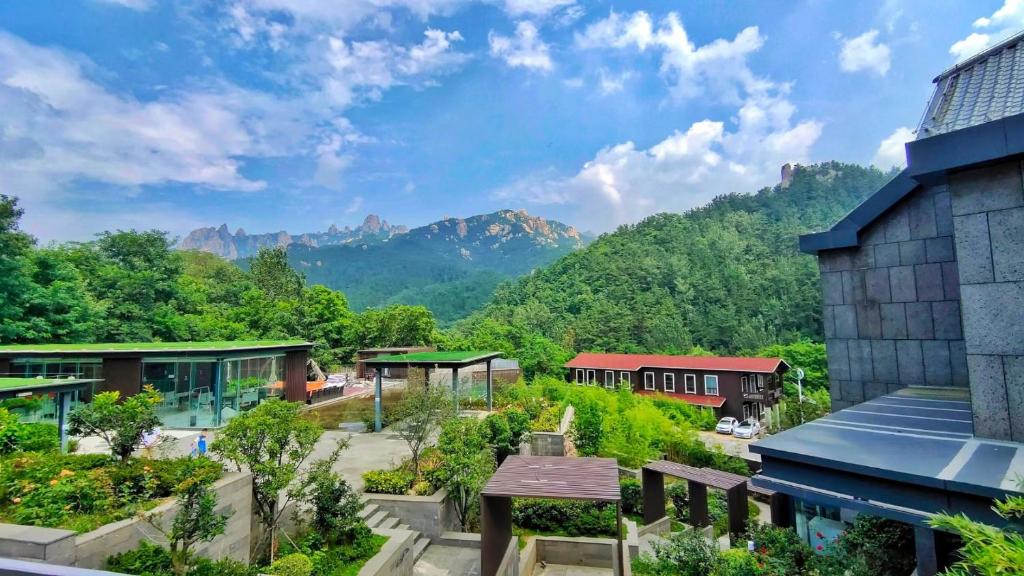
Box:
left=177, top=215, right=408, bottom=259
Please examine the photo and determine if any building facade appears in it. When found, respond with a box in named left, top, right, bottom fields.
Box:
left=752, top=34, right=1024, bottom=576
left=564, top=353, right=788, bottom=422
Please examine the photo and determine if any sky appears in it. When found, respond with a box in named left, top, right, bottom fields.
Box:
left=1, top=0, right=1021, bottom=242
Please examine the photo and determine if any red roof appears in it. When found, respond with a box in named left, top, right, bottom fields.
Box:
left=565, top=352, right=787, bottom=373
left=635, top=390, right=727, bottom=408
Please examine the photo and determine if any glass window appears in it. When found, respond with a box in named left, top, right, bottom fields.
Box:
left=705, top=375, right=719, bottom=396
left=587, top=370, right=596, bottom=385
left=644, top=372, right=655, bottom=390
left=605, top=371, right=615, bottom=388
left=620, top=371, right=630, bottom=386
left=663, top=373, right=675, bottom=392
left=575, top=369, right=584, bottom=384
left=685, top=374, right=696, bottom=394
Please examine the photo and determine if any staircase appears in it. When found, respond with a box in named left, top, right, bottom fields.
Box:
left=359, top=502, right=432, bottom=562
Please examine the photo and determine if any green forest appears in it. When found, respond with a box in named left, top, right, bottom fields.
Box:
left=0, top=161, right=893, bottom=385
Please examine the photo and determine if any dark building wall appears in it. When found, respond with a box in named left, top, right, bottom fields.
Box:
left=0, top=358, right=9, bottom=375
left=947, top=161, right=1024, bottom=441
left=101, top=357, right=143, bottom=397
left=284, top=349, right=308, bottom=403
left=817, top=184, right=967, bottom=411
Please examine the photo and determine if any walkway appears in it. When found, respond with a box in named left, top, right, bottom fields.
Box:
left=534, top=565, right=612, bottom=576
left=413, top=545, right=480, bottom=576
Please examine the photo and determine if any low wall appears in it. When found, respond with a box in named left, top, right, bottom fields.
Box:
left=436, top=531, right=481, bottom=549
left=638, top=516, right=671, bottom=538
left=496, top=536, right=519, bottom=576
left=529, top=405, right=575, bottom=457
left=363, top=489, right=460, bottom=542
left=0, top=472, right=253, bottom=571
left=519, top=539, right=538, bottom=576
left=75, top=471, right=252, bottom=569
left=359, top=527, right=416, bottom=576
left=535, top=536, right=621, bottom=575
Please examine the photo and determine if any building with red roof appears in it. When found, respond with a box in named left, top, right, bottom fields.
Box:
left=564, top=352, right=788, bottom=421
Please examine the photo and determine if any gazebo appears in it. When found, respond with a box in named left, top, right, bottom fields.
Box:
left=480, top=455, right=624, bottom=576
left=361, top=350, right=503, bottom=432
left=0, top=377, right=100, bottom=453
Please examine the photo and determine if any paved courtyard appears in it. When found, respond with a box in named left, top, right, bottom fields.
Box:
left=534, top=565, right=612, bottom=576
left=414, top=545, right=480, bottom=576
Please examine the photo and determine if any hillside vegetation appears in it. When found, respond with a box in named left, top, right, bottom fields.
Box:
left=452, top=162, right=894, bottom=356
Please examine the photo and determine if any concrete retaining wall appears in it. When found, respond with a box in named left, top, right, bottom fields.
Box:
left=496, top=536, right=519, bottom=576
left=0, top=471, right=252, bottom=570
left=535, top=536, right=620, bottom=573
left=638, top=516, right=671, bottom=538
left=359, top=528, right=416, bottom=576
left=529, top=405, right=575, bottom=457
left=363, top=488, right=460, bottom=541
left=436, top=531, right=481, bottom=548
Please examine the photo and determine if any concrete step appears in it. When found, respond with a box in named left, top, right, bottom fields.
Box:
left=413, top=536, right=430, bottom=562
left=398, top=524, right=410, bottom=531
left=358, top=504, right=379, bottom=520
left=377, top=516, right=400, bottom=530
left=366, top=511, right=389, bottom=528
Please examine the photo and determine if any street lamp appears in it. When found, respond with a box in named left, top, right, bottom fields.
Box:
left=795, top=367, right=805, bottom=424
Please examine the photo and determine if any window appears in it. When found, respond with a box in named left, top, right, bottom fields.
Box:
left=705, top=374, right=719, bottom=396
left=587, top=370, right=596, bottom=385
left=605, top=371, right=615, bottom=389
left=575, top=369, right=584, bottom=384
left=757, top=374, right=765, bottom=390
left=644, top=372, right=655, bottom=390
left=664, top=373, right=676, bottom=392
left=620, top=372, right=630, bottom=387
left=684, top=373, right=696, bottom=394
left=740, top=375, right=748, bottom=392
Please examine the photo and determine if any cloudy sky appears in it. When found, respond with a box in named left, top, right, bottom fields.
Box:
left=1, top=0, right=1019, bottom=241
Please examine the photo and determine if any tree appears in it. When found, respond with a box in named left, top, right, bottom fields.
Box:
left=297, top=285, right=355, bottom=369
left=929, top=489, right=1024, bottom=575
left=212, top=399, right=343, bottom=562
left=297, top=458, right=365, bottom=546
left=356, top=305, right=435, bottom=348
left=393, top=385, right=450, bottom=478
left=432, top=417, right=495, bottom=531
left=144, top=458, right=229, bottom=576
left=570, top=398, right=604, bottom=456
left=249, top=247, right=304, bottom=302
left=67, top=387, right=162, bottom=461
left=0, top=195, right=37, bottom=343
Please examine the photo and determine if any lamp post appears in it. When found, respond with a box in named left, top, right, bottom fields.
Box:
left=795, top=367, right=805, bottom=424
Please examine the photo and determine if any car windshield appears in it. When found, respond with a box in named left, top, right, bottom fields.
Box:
left=718, top=418, right=733, bottom=424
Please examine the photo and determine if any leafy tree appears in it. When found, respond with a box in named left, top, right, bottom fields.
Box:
left=0, top=195, right=35, bottom=343
left=930, top=490, right=1024, bottom=575
left=249, top=247, right=304, bottom=302
left=18, top=249, right=102, bottom=343
left=393, top=385, right=450, bottom=478
left=432, top=417, right=495, bottom=531
left=356, top=304, right=435, bottom=348
left=756, top=341, right=828, bottom=392
left=143, top=458, right=229, bottom=576
left=298, top=458, right=365, bottom=546
left=211, top=399, right=343, bottom=563
left=297, top=285, right=355, bottom=369
left=67, top=387, right=162, bottom=461
left=570, top=398, right=604, bottom=456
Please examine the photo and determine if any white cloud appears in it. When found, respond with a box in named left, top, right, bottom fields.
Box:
left=575, top=11, right=768, bottom=103
left=950, top=0, right=1024, bottom=60
left=597, top=68, right=631, bottom=95
left=502, top=0, right=576, bottom=17
left=344, top=196, right=365, bottom=214
left=873, top=126, right=914, bottom=169
left=489, top=21, right=553, bottom=71
left=838, top=30, right=891, bottom=76
left=94, top=0, right=153, bottom=10
left=494, top=92, right=822, bottom=230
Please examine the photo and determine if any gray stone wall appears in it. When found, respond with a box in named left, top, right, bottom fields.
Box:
left=819, top=184, right=967, bottom=410
left=948, top=161, right=1024, bottom=441
left=363, top=489, right=460, bottom=541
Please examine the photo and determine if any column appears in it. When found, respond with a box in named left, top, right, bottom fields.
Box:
left=452, top=367, right=460, bottom=413
left=688, top=480, right=709, bottom=528
left=641, top=468, right=666, bottom=525
left=213, top=360, right=223, bottom=427
left=283, top=349, right=308, bottom=403
left=57, top=391, right=71, bottom=454
left=914, top=526, right=939, bottom=576
left=616, top=502, right=625, bottom=576
left=374, top=368, right=383, bottom=433
left=769, top=493, right=792, bottom=527
left=480, top=494, right=512, bottom=576
left=486, top=359, right=493, bottom=411
left=726, top=484, right=749, bottom=544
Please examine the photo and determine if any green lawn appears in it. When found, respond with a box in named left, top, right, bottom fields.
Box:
left=368, top=350, right=500, bottom=363
left=0, top=377, right=96, bottom=391
left=0, top=340, right=309, bottom=353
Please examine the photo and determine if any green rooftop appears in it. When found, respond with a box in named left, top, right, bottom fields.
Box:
left=365, top=350, right=503, bottom=365
left=0, top=377, right=98, bottom=392
left=0, top=340, right=311, bottom=355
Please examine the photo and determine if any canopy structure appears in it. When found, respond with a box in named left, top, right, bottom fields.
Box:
left=362, top=351, right=503, bottom=432
left=480, top=456, right=624, bottom=576
left=0, top=377, right=101, bottom=453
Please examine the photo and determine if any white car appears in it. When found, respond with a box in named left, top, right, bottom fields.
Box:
left=732, top=419, right=761, bottom=439
left=715, top=417, right=739, bottom=434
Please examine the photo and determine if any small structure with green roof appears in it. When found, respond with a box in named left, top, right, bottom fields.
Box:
left=0, top=377, right=101, bottom=453
left=0, top=340, right=313, bottom=429
left=362, top=350, right=503, bottom=431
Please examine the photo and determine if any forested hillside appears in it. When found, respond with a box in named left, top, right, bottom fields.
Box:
left=451, top=162, right=894, bottom=358
left=288, top=209, right=586, bottom=323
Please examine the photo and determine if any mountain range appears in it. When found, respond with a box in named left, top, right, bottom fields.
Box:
left=178, top=215, right=407, bottom=259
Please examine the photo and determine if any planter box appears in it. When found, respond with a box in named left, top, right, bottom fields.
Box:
left=528, top=405, right=575, bottom=457
left=0, top=471, right=253, bottom=570
left=362, top=488, right=460, bottom=542
left=359, top=528, right=415, bottom=576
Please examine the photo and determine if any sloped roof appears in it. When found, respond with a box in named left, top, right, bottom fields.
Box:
left=565, top=352, right=786, bottom=373
left=919, top=31, right=1024, bottom=139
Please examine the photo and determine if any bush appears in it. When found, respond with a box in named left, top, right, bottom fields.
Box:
left=106, top=542, right=254, bottom=576
left=269, top=553, right=313, bottom=576
left=531, top=405, right=562, bottom=432
left=0, top=409, right=58, bottom=454
left=666, top=482, right=688, bottom=521
left=620, top=478, right=643, bottom=516
left=633, top=529, right=719, bottom=576
left=361, top=468, right=414, bottom=495
left=512, top=498, right=617, bottom=537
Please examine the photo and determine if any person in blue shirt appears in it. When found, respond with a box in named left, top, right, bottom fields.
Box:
left=197, top=429, right=208, bottom=455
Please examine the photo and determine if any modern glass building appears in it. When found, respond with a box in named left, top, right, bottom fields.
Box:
left=0, top=341, right=312, bottom=428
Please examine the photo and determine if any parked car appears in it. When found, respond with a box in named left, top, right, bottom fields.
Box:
left=732, top=419, right=761, bottom=439
left=716, top=417, right=739, bottom=434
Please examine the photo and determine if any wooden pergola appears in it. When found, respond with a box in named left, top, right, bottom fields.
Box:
left=361, top=350, right=503, bottom=432
left=480, top=456, right=624, bottom=576
left=642, top=460, right=790, bottom=544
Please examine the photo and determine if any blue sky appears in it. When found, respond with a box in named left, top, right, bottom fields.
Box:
left=0, top=0, right=1019, bottom=242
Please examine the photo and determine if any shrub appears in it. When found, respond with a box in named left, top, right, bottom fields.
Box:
left=512, top=498, right=617, bottom=537
left=67, top=387, right=162, bottom=462
left=570, top=399, right=604, bottom=456
left=0, top=409, right=58, bottom=454
left=620, top=478, right=643, bottom=516
left=411, top=481, right=434, bottom=496
left=530, top=405, right=562, bottom=432
left=431, top=417, right=495, bottom=531
left=666, top=481, right=688, bottom=521
left=107, top=541, right=173, bottom=574
left=361, top=469, right=414, bottom=495
left=268, top=553, right=313, bottom=576
left=633, top=529, right=719, bottom=576
left=302, top=460, right=365, bottom=546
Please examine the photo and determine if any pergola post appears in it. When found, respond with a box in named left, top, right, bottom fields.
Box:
left=480, top=494, right=512, bottom=576
left=57, top=391, right=72, bottom=454
left=769, top=492, right=791, bottom=527
left=616, top=502, right=625, bottom=576
left=486, top=358, right=493, bottom=411
left=914, top=526, right=940, bottom=576
left=726, top=483, right=749, bottom=544
left=688, top=480, right=709, bottom=527
left=452, top=367, right=459, bottom=413
left=642, top=467, right=666, bottom=524
left=374, top=368, right=383, bottom=432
